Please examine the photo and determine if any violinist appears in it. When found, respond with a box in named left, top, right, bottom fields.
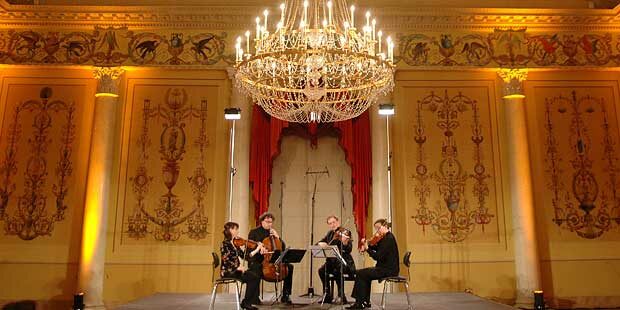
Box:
left=347, top=219, right=399, bottom=310
left=317, top=215, right=356, bottom=304
left=220, top=222, right=263, bottom=310
left=247, top=212, right=294, bottom=304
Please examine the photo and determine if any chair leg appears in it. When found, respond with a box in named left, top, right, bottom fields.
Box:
left=209, top=282, right=219, bottom=310
left=404, top=281, right=412, bottom=310
left=239, top=282, right=245, bottom=300
left=234, top=282, right=241, bottom=310
left=381, top=281, right=388, bottom=310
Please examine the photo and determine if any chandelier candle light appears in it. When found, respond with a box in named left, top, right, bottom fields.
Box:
left=234, top=0, right=395, bottom=123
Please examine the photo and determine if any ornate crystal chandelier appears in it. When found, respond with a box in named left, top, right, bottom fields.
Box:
left=234, top=0, right=395, bottom=123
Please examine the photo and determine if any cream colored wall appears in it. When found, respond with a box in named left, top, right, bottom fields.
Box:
left=267, top=134, right=363, bottom=296
left=0, top=67, right=97, bottom=309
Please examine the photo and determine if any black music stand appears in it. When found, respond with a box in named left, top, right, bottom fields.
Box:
left=309, top=245, right=347, bottom=308
left=269, top=248, right=306, bottom=305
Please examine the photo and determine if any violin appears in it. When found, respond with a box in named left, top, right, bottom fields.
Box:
left=367, top=230, right=387, bottom=247
left=232, top=237, right=259, bottom=250
left=359, top=224, right=390, bottom=252
left=329, top=227, right=352, bottom=244
left=261, top=230, right=289, bottom=283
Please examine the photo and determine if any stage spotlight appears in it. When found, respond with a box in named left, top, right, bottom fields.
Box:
left=534, top=290, right=545, bottom=310
left=73, top=292, right=85, bottom=310
left=378, top=103, right=395, bottom=115
left=224, top=107, right=241, bottom=120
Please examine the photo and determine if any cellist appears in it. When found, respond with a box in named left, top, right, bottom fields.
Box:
left=347, top=219, right=399, bottom=310
left=248, top=212, right=295, bottom=305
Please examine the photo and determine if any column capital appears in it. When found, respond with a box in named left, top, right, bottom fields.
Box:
left=226, top=66, right=236, bottom=81
left=497, top=68, right=528, bottom=99
left=93, top=66, right=124, bottom=97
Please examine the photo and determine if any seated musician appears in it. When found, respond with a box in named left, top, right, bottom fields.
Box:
left=317, top=215, right=356, bottom=304
left=247, top=212, right=294, bottom=304
left=220, top=222, right=264, bottom=310
left=347, top=219, right=399, bottom=310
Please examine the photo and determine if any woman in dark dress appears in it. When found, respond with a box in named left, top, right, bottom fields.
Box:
left=220, top=222, right=264, bottom=310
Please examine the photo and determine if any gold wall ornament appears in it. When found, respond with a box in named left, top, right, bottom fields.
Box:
left=497, top=68, right=528, bottom=99
left=411, top=90, right=493, bottom=242
left=0, top=87, right=76, bottom=240
left=544, top=91, right=620, bottom=239
left=233, top=0, right=395, bottom=123
left=93, top=66, right=124, bottom=97
left=126, top=89, right=211, bottom=242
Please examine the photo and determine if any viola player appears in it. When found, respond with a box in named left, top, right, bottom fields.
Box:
left=317, top=215, right=356, bottom=304
left=220, top=222, right=263, bottom=310
left=247, top=212, right=295, bottom=304
left=347, top=219, right=399, bottom=309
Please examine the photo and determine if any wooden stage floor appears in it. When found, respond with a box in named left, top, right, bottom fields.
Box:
left=115, top=292, right=517, bottom=310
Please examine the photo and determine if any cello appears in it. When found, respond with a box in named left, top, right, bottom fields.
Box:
left=261, top=230, right=289, bottom=282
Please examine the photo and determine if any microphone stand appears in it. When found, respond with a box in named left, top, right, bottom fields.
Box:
left=300, top=167, right=329, bottom=299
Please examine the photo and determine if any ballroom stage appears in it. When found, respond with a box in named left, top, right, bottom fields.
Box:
left=115, top=292, right=516, bottom=310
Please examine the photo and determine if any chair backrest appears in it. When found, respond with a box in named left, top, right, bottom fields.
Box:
left=212, top=252, right=220, bottom=269
left=403, top=251, right=412, bottom=268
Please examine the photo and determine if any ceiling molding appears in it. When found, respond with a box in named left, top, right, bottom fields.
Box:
left=1, top=1, right=620, bottom=31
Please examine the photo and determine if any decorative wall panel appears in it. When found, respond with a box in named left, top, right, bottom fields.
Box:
left=0, top=87, right=75, bottom=240
left=2, top=27, right=620, bottom=69
left=541, top=90, right=620, bottom=238
left=113, top=78, right=227, bottom=246
left=123, top=88, right=210, bottom=242
left=0, top=28, right=229, bottom=66
left=396, top=79, right=503, bottom=244
left=398, top=29, right=616, bottom=68
left=0, top=80, right=92, bottom=242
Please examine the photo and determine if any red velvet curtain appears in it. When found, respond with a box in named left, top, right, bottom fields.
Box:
left=249, top=106, right=372, bottom=242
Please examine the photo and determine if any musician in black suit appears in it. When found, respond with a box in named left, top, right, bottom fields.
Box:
left=347, top=219, right=399, bottom=309
left=247, top=212, right=295, bottom=304
left=317, top=215, right=356, bottom=304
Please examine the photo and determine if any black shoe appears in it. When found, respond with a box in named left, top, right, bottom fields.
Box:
left=241, top=301, right=258, bottom=310
left=361, top=301, right=372, bottom=308
left=322, top=295, right=333, bottom=304
left=346, top=302, right=365, bottom=309
left=280, top=295, right=292, bottom=304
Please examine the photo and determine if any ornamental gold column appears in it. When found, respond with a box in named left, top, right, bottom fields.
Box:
left=227, top=68, right=251, bottom=236
left=498, top=69, right=542, bottom=309
left=78, top=67, right=124, bottom=309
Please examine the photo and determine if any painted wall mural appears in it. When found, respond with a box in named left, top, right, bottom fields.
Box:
left=398, top=29, right=615, bottom=68
left=544, top=91, right=620, bottom=239
left=0, top=27, right=619, bottom=68
left=125, top=88, right=210, bottom=242
left=411, top=90, right=494, bottom=242
left=0, top=27, right=229, bottom=66
left=0, top=87, right=76, bottom=240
